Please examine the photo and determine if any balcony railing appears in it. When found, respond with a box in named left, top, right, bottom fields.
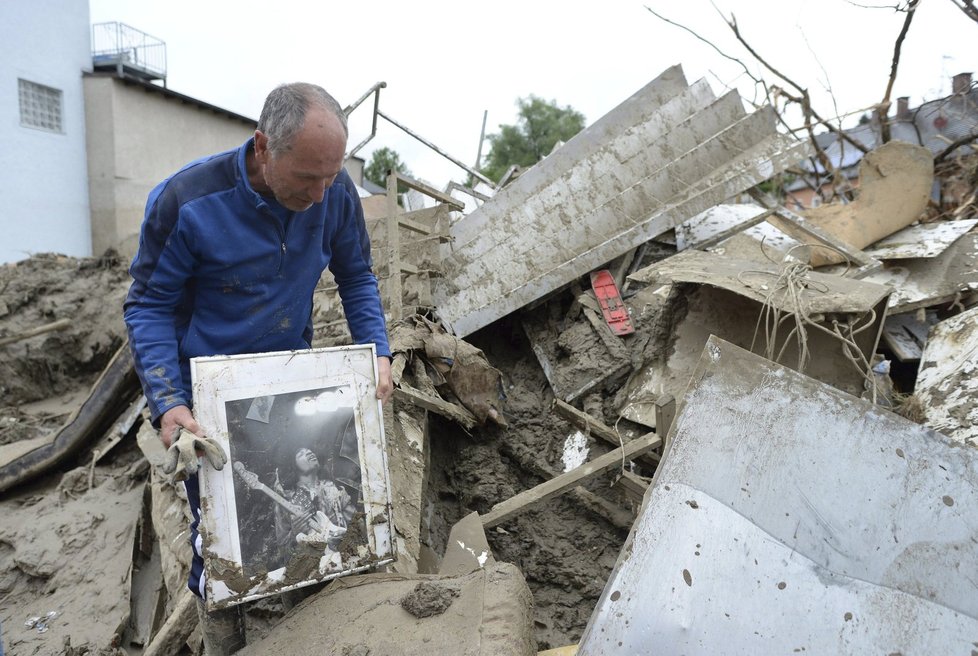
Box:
left=91, top=22, right=167, bottom=85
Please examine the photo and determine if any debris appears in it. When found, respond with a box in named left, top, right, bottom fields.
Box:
left=0, top=317, right=72, bottom=348
left=774, top=141, right=934, bottom=266
left=0, top=343, right=140, bottom=493
left=237, top=563, right=535, bottom=656
left=578, top=337, right=978, bottom=654
left=859, top=232, right=978, bottom=314
left=912, top=306, right=978, bottom=447
left=622, top=249, right=890, bottom=417
left=438, top=512, right=496, bottom=577
left=863, top=218, right=978, bottom=260
left=0, top=461, right=144, bottom=653
left=480, top=431, right=660, bottom=529
left=880, top=310, right=936, bottom=362
left=140, top=590, right=197, bottom=656
left=589, top=270, right=634, bottom=336
left=433, top=66, right=810, bottom=337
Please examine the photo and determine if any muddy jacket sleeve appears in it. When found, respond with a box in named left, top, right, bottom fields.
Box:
left=327, top=176, right=392, bottom=358
left=123, top=182, right=198, bottom=425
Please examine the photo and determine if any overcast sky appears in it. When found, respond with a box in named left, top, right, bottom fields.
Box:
left=89, top=0, right=975, bottom=187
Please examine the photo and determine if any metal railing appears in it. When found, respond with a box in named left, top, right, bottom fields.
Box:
left=91, top=22, right=167, bottom=84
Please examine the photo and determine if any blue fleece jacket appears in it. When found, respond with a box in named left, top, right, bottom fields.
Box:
left=124, top=138, right=390, bottom=424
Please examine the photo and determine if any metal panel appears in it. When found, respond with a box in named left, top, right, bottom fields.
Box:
left=915, top=306, right=978, bottom=447
left=863, top=219, right=978, bottom=260
left=579, top=336, right=978, bottom=654
left=433, top=66, right=809, bottom=337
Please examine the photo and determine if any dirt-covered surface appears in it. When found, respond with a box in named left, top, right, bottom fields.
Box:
left=0, top=253, right=130, bottom=444
left=422, top=316, right=634, bottom=650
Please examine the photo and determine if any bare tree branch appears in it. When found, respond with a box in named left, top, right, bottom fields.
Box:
left=716, top=11, right=871, bottom=155
left=877, top=0, right=920, bottom=143
left=947, top=0, right=978, bottom=23
left=934, top=133, right=978, bottom=163
left=643, top=5, right=765, bottom=90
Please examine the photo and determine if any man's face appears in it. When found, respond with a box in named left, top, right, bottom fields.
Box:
left=295, top=448, right=319, bottom=473
left=254, top=108, right=347, bottom=212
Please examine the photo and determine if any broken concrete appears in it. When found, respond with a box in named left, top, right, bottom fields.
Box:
left=579, top=337, right=978, bottom=654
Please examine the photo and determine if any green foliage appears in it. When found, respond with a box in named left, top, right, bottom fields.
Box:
left=364, top=147, right=412, bottom=192
left=481, top=96, right=586, bottom=183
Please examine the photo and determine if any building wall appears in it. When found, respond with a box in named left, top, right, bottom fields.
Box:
left=0, top=0, right=92, bottom=263
left=85, top=76, right=255, bottom=257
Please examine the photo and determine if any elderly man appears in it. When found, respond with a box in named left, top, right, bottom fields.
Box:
left=124, top=82, right=392, bottom=654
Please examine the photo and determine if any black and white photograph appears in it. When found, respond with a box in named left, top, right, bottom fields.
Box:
left=225, top=385, right=369, bottom=577
left=192, top=345, right=394, bottom=609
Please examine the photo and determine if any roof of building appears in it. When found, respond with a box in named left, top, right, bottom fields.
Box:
left=787, top=87, right=978, bottom=191
left=84, top=71, right=257, bottom=126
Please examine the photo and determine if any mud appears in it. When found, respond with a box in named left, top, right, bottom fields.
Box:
left=423, top=316, right=632, bottom=650
left=400, top=581, right=459, bottom=618
left=0, top=440, right=146, bottom=655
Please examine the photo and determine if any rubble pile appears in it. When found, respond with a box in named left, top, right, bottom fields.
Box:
left=1, top=66, right=977, bottom=655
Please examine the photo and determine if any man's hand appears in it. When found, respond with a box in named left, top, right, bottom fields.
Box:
left=376, top=356, right=393, bottom=405
left=160, top=405, right=204, bottom=448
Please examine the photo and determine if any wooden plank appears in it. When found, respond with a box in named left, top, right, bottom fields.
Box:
left=655, top=394, right=677, bottom=442
left=393, top=385, right=477, bottom=431
left=613, top=470, right=651, bottom=505
left=394, top=172, right=465, bottom=211
left=552, top=398, right=620, bottom=445
left=481, top=431, right=661, bottom=528
left=0, top=318, right=72, bottom=347
left=141, top=590, right=197, bottom=656
left=386, top=173, right=403, bottom=320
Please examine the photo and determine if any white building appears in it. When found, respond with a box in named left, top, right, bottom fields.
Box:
left=1, top=0, right=94, bottom=264
left=0, top=4, right=262, bottom=264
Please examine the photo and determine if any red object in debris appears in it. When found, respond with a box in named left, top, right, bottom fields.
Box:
left=590, top=269, right=635, bottom=336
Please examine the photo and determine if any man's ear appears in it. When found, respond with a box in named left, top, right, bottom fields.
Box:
left=254, top=130, right=269, bottom=162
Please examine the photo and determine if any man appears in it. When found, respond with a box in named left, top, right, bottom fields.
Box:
left=124, top=82, right=393, bottom=654
left=272, top=448, right=356, bottom=550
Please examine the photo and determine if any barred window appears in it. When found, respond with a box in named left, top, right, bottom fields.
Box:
left=18, top=79, right=63, bottom=133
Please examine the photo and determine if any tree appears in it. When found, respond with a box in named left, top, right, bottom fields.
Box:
left=364, top=147, right=412, bottom=192
left=481, top=96, right=586, bottom=183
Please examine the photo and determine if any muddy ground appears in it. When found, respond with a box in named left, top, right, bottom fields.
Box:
left=422, top=316, right=635, bottom=650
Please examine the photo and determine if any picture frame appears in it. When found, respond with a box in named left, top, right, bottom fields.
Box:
left=191, top=345, right=394, bottom=610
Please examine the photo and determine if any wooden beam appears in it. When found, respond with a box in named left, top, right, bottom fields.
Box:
left=481, top=431, right=661, bottom=528
left=0, top=318, right=72, bottom=347
left=386, top=173, right=403, bottom=320
left=551, top=398, right=660, bottom=464
left=394, top=172, right=465, bottom=211
left=613, top=470, right=651, bottom=505
left=393, top=385, right=477, bottom=431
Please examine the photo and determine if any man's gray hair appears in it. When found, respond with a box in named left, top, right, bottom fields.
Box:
left=257, top=82, right=348, bottom=155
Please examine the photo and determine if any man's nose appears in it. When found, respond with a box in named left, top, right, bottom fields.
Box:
left=309, top=177, right=335, bottom=203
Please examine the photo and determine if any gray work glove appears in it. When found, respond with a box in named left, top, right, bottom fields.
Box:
left=163, top=429, right=228, bottom=481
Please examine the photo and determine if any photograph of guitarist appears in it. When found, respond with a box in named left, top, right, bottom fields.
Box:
left=272, top=448, right=356, bottom=550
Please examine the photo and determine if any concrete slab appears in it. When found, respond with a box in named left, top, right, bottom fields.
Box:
left=578, top=337, right=978, bottom=655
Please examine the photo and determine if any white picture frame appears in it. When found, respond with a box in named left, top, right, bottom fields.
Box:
left=191, top=345, right=394, bottom=610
